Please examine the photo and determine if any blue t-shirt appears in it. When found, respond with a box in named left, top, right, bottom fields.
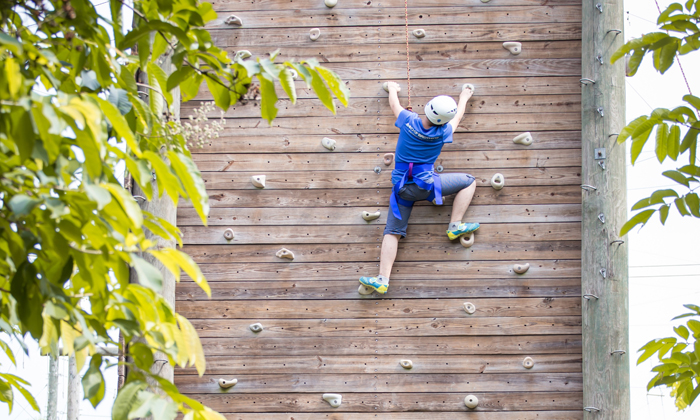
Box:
left=391, top=109, right=453, bottom=185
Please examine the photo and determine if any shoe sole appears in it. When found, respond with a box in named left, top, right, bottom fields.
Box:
left=447, top=225, right=480, bottom=240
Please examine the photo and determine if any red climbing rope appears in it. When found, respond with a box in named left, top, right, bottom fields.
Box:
left=404, top=0, right=412, bottom=110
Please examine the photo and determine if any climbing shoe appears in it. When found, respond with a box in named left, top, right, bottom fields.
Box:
left=359, top=276, right=389, bottom=294
left=446, top=222, right=480, bottom=240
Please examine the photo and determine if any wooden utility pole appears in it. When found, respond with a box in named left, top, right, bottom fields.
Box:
left=47, top=354, right=59, bottom=420
left=581, top=0, right=630, bottom=417
left=67, top=354, right=80, bottom=420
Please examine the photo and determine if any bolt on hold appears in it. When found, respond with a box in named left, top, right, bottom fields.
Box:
left=223, top=228, right=235, bottom=241
left=322, top=394, right=342, bottom=408
left=502, top=41, right=522, bottom=55
left=513, top=132, right=533, bottom=146
left=399, top=359, right=413, bottom=369
left=464, top=395, right=479, bottom=409
left=218, top=378, right=237, bottom=389
left=522, top=357, right=535, bottom=369
left=249, top=323, right=264, bottom=333
left=276, top=248, right=295, bottom=260
left=463, top=302, right=476, bottom=314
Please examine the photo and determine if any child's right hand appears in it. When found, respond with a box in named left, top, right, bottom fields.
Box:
left=386, top=81, right=401, bottom=93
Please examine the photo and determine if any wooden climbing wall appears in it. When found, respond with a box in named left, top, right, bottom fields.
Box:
left=175, top=0, right=584, bottom=418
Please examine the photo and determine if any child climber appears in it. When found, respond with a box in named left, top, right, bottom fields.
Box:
left=359, top=82, right=479, bottom=295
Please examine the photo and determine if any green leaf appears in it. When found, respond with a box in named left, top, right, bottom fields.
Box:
left=675, top=325, right=690, bottom=340
left=306, top=67, right=335, bottom=114
left=152, top=33, right=169, bottom=63
left=0, top=341, right=16, bottom=365
left=167, top=66, right=195, bottom=93
left=620, top=209, right=655, bottom=236
left=107, top=87, right=133, bottom=115
left=168, top=152, right=209, bottom=224
left=81, top=355, right=105, bottom=408
left=684, top=94, right=700, bottom=111
left=315, top=65, right=350, bottom=107
left=112, top=381, right=148, bottom=420
left=180, top=73, right=203, bottom=102
left=257, top=73, right=278, bottom=123
left=13, top=381, right=39, bottom=412
left=147, top=62, right=173, bottom=109
left=669, top=125, right=681, bottom=160
left=679, top=165, right=700, bottom=176
left=97, top=97, right=140, bottom=157
left=79, top=70, right=101, bottom=91
left=638, top=339, right=666, bottom=364
left=675, top=197, right=691, bottom=216
left=130, top=254, right=163, bottom=292
left=85, top=185, right=112, bottom=210
left=138, top=34, right=151, bottom=70
left=659, top=204, right=670, bottom=224
left=631, top=128, right=654, bottom=164
left=656, top=123, right=669, bottom=163
left=278, top=68, right=297, bottom=105
left=129, top=342, right=154, bottom=371
left=12, top=109, right=35, bottom=162
left=8, top=195, right=41, bottom=217
left=658, top=3, right=684, bottom=23
left=619, top=116, right=648, bottom=143
left=653, top=39, right=679, bottom=73
left=205, top=75, right=231, bottom=111
left=150, top=248, right=210, bottom=296
left=104, top=183, right=144, bottom=228
left=663, top=170, right=691, bottom=187
left=686, top=193, right=700, bottom=217
left=680, top=125, right=699, bottom=163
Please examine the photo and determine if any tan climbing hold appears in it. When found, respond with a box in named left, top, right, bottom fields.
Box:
left=490, top=173, right=505, bottom=190
left=310, top=28, right=321, bottom=41
left=523, top=356, right=535, bottom=369
left=249, top=323, right=263, bottom=332
left=324, top=0, right=337, bottom=7
left=513, top=132, right=533, bottom=146
left=224, top=15, right=243, bottom=26
left=481, top=0, right=491, bottom=2
left=399, top=359, right=413, bottom=369
left=362, top=211, right=381, bottom=221
left=503, top=41, right=522, bottom=55
left=383, top=82, right=401, bottom=93
left=251, top=175, right=266, bottom=189
left=218, top=378, right=237, bottom=389
left=464, top=395, right=479, bottom=409
left=513, top=263, right=530, bottom=274
left=412, top=29, right=426, bottom=38
left=431, top=196, right=445, bottom=206
left=322, top=137, right=336, bottom=151
left=462, top=83, right=475, bottom=94
left=276, top=248, right=295, bottom=260
left=322, top=393, right=342, bottom=408
left=383, top=153, right=394, bottom=166
left=358, top=284, right=374, bottom=295
left=235, top=50, right=251, bottom=60
left=460, top=233, right=475, bottom=248
left=223, top=228, right=235, bottom=241
left=463, top=302, right=476, bottom=315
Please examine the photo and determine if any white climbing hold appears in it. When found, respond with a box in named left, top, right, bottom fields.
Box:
left=310, top=28, right=321, bottom=41
left=462, top=83, right=475, bottom=94
left=523, top=356, right=535, bottom=369
left=223, top=228, right=235, bottom=241
left=463, top=302, right=476, bottom=315
left=358, top=284, right=374, bottom=295
left=235, top=50, right=252, bottom=61
left=513, top=132, right=533, bottom=146
left=383, top=153, right=394, bottom=166
left=322, top=137, right=336, bottom=151
left=362, top=211, right=381, bottom=221
left=322, top=393, right=342, bottom=408
left=276, top=248, right=295, bottom=260
left=224, top=15, right=243, bottom=26
left=490, top=173, right=505, bottom=190
left=400, top=359, right=413, bottom=369
left=464, top=395, right=479, bottom=409
left=460, top=233, right=475, bottom=248
left=324, top=0, right=337, bottom=7
left=382, top=82, right=401, bottom=93
left=412, top=29, right=426, bottom=38
left=251, top=175, right=266, bottom=189
left=249, top=323, right=263, bottom=332
left=503, top=41, right=522, bottom=55
left=289, top=69, right=298, bottom=79
left=513, top=263, right=530, bottom=274
left=218, top=378, right=237, bottom=389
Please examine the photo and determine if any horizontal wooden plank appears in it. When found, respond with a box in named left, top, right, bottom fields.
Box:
left=217, top=413, right=583, bottom=420
left=189, top=260, right=581, bottom=281
left=210, top=0, right=579, bottom=10
left=177, top=297, right=581, bottom=319
left=200, top=167, right=582, bottom=189
left=177, top=354, right=582, bottom=375
left=207, top=6, right=581, bottom=29
left=195, top=76, right=583, bottom=101
left=175, top=372, right=582, bottom=393
left=178, top=278, right=581, bottom=301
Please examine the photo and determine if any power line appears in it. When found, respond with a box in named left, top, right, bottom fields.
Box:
left=631, top=263, right=700, bottom=268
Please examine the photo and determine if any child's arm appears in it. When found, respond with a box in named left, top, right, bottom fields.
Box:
left=386, top=81, right=404, bottom=119
left=448, top=86, right=474, bottom=133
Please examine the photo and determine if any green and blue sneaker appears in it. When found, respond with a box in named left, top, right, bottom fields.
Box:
left=446, top=222, right=480, bottom=240
left=359, top=276, right=389, bottom=294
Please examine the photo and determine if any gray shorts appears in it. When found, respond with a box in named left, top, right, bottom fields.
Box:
left=384, top=172, right=475, bottom=238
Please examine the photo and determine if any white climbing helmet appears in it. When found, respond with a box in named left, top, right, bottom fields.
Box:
left=424, top=95, right=458, bottom=125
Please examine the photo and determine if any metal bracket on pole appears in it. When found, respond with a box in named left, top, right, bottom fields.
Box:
left=595, top=3, right=603, bottom=12
left=610, top=350, right=626, bottom=356
left=581, top=184, right=598, bottom=192
left=580, top=78, right=596, bottom=85
left=597, top=107, right=605, bottom=117
left=584, top=406, right=601, bottom=412
left=607, top=29, right=622, bottom=35
left=599, top=268, right=607, bottom=279
left=598, top=213, right=605, bottom=224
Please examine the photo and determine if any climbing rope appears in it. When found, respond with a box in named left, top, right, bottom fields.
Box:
left=403, top=0, right=412, bottom=110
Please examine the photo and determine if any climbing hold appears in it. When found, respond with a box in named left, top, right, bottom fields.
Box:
left=310, top=28, right=321, bottom=41
left=324, top=0, right=337, bottom=7
left=464, top=395, right=479, bottom=409
left=463, top=302, right=476, bottom=315
left=383, top=153, right=394, bottom=166
left=399, top=360, right=413, bottom=369
left=412, top=29, right=426, bottom=38
left=503, top=42, right=522, bottom=55
left=251, top=175, right=266, bottom=189
left=322, top=137, right=336, bottom=151
left=234, top=50, right=252, bottom=61
left=249, top=323, right=263, bottom=333
left=460, top=233, right=475, bottom=248
left=374, top=166, right=382, bottom=174
left=276, top=248, right=295, bottom=260
left=513, top=132, right=533, bottom=146
left=513, top=263, right=530, bottom=274
left=480, top=0, right=491, bottom=2
left=362, top=211, right=381, bottom=221
left=289, top=69, right=298, bottom=79
left=223, top=228, right=235, bottom=241
left=431, top=196, right=445, bottom=206
left=358, top=284, right=374, bottom=295
left=462, top=83, right=475, bottom=94
left=322, top=393, right=342, bottom=408
left=523, top=357, right=535, bottom=369
left=490, top=173, right=505, bottom=190
left=218, top=378, right=237, bottom=389
left=224, top=15, right=243, bottom=26
left=382, top=82, right=401, bottom=93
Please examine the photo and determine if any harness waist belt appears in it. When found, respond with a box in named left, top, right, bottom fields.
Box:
left=390, top=162, right=442, bottom=220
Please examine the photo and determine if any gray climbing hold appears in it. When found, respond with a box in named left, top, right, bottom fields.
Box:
left=218, top=378, right=237, bottom=389
left=223, top=228, right=235, bottom=241
left=460, top=233, right=475, bottom=248
left=235, top=50, right=251, bottom=61
left=490, top=173, right=505, bottom=190
left=513, top=263, right=530, bottom=274
left=400, top=359, right=413, bottom=369
left=412, top=29, right=426, bottom=38
left=322, top=137, right=336, bottom=151
left=324, top=0, right=337, bottom=7
left=462, top=83, right=475, bottom=94
left=224, top=15, right=243, bottom=26
left=523, top=356, right=535, bottom=369
left=310, top=28, right=321, bottom=41
left=513, top=132, right=533, bottom=146
left=383, top=82, right=401, bottom=93
left=322, top=393, right=342, bottom=408
left=251, top=175, right=266, bottom=188
left=249, top=323, right=263, bottom=333
left=276, top=248, right=295, bottom=260
left=464, top=395, right=479, bottom=409
left=362, top=211, right=381, bottom=221
left=503, top=41, right=522, bottom=55
left=383, top=153, right=394, bottom=166
left=358, top=284, right=374, bottom=295
left=463, top=302, right=476, bottom=315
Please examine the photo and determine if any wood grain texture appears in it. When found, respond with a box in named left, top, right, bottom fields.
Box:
left=218, top=413, right=583, bottom=420
left=209, top=0, right=580, bottom=10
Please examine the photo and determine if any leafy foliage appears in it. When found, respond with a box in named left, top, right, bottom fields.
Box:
left=611, top=1, right=700, bottom=235
left=0, top=0, right=348, bottom=418
left=637, top=304, right=700, bottom=410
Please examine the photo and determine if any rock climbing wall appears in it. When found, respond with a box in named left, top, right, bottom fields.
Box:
left=175, top=0, right=584, bottom=418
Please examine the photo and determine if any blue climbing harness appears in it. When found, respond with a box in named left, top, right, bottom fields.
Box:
left=390, top=162, right=442, bottom=220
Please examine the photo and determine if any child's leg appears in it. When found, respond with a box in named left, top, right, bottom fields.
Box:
left=439, top=173, right=479, bottom=238
left=379, top=234, right=400, bottom=278
left=451, top=182, right=476, bottom=223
